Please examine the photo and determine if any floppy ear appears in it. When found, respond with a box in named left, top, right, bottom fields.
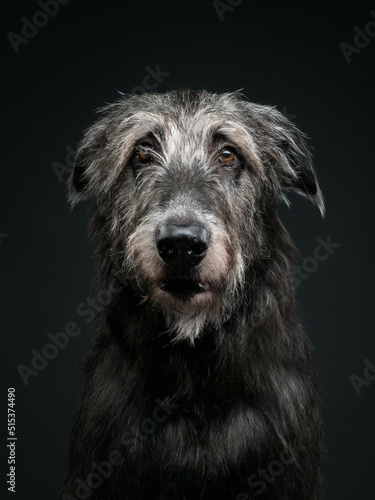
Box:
left=68, top=120, right=109, bottom=206
left=254, top=106, right=325, bottom=216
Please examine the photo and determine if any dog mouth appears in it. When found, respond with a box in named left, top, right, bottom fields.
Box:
left=160, top=279, right=209, bottom=300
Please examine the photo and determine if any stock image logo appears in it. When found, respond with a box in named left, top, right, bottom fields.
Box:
left=7, top=0, right=72, bottom=54
left=339, top=9, right=375, bottom=63
left=294, top=235, right=340, bottom=290
left=17, top=280, right=124, bottom=386
left=213, top=0, right=244, bottom=22
left=130, top=64, right=170, bottom=94
left=0, top=233, right=9, bottom=244
left=350, top=359, right=375, bottom=395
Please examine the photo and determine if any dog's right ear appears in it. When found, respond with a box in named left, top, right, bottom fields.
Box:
left=68, top=122, right=109, bottom=206
left=68, top=96, right=135, bottom=206
left=72, top=147, right=92, bottom=194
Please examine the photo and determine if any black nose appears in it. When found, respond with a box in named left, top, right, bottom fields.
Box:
left=156, top=224, right=209, bottom=269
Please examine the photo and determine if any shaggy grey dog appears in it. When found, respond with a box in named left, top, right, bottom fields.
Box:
left=61, top=90, right=324, bottom=500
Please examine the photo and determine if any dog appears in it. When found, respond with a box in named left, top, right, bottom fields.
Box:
left=60, top=90, right=324, bottom=499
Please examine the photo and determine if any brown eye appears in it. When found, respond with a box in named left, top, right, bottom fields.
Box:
left=219, top=148, right=237, bottom=166
left=137, top=145, right=154, bottom=164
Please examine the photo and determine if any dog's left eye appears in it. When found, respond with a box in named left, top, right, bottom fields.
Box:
left=219, top=148, right=237, bottom=166
left=136, top=145, right=154, bottom=164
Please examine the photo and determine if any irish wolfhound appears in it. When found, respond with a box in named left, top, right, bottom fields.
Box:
left=61, top=90, right=324, bottom=500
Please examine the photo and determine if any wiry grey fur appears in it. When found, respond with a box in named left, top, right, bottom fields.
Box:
left=62, top=90, right=324, bottom=500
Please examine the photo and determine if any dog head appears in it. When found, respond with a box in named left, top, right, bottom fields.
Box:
left=70, top=90, right=324, bottom=342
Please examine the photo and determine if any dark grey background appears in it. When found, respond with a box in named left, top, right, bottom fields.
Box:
left=1, top=1, right=374, bottom=499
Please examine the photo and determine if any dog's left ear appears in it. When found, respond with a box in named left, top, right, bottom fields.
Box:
left=254, top=106, right=325, bottom=216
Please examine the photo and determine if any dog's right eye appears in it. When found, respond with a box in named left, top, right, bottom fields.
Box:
left=219, top=148, right=238, bottom=167
left=136, top=145, right=154, bottom=164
